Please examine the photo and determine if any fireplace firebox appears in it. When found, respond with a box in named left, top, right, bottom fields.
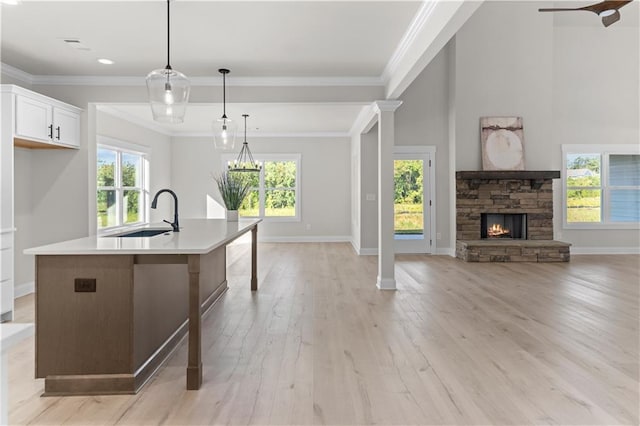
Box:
left=481, top=213, right=527, bottom=239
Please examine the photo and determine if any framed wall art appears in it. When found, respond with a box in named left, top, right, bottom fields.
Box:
left=480, top=116, right=525, bottom=170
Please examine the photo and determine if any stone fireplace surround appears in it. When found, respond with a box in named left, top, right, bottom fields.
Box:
left=456, top=171, right=570, bottom=262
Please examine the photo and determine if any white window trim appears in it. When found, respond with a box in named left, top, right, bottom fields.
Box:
left=97, top=135, right=151, bottom=235
left=221, top=153, right=301, bottom=222
left=562, top=144, right=640, bottom=230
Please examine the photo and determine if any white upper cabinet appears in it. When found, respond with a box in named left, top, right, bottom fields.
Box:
left=15, top=95, right=53, bottom=142
left=52, top=107, right=80, bottom=147
left=8, top=85, right=82, bottom=149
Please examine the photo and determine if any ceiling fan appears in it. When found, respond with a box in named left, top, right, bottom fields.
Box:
left=538, top=0, right=633, bottom=27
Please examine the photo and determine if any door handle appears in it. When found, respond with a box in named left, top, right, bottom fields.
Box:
left=48, top=124, right=53, bottom=139
left=56, top=126, right=61, bottom=140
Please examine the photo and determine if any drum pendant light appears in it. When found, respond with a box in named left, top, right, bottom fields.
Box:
left=213, top=68, right=238, bottom=151
left=146, top=0, right=190, bottom=123
left=228, top=114, right=261, bottom=172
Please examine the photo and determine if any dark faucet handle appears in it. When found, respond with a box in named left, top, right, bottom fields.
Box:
left=163, top=219, right=179, bottom=232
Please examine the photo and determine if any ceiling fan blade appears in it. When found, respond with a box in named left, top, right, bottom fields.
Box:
left=583, top=0, right=633, bottom=14
left=538, top=7, right=586, bottom=12
left=602, top=9, right=621, bottom=26
left=539, top=0, right=632, bottom=14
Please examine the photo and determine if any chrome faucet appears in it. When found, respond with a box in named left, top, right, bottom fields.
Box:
left=151, top=189, right=180, bottom=232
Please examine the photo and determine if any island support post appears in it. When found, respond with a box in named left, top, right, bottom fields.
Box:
left=186, top=223, right=258, bottom=390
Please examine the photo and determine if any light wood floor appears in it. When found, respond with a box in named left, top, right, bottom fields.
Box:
left=7, top=242, right=639, bottom=425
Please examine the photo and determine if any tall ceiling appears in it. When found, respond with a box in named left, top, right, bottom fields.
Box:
left=4, top=1, right=636, bottom=135
left=1, top=1, right=435, bottom=135
left=1, top=1, right=421, bottom=78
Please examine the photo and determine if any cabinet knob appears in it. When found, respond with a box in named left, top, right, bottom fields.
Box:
left=48, top=124, right=53, bottom=139
left=56, top=126, right=61, bottom=140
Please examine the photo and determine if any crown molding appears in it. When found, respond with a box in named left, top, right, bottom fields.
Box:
left=372, top=100, right=403, bottom=113
left=176, top=131, right=350, bottom=139
left=0, top=64, right=384, bottom=87
left=381, top=0, right=437, bottom=86
left=1, top=63, right=34, bottom=85
left=96, top=106, right=349, bottom=138
left=97, top=105, right=173, bottom=136
left=350, top=103, right=377, bottom=136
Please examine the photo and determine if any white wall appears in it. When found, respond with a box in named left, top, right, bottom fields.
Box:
left=13, top=148, right=33, bottom=288
left=359, top=126, right=379, bottom=251
left=454, top=1, right=554, bottom=171
left=395, top=43, right=451, bottom=252
left=355, top=43, right=452, bottom=254
left=171, top=136, right=352, bottom=241
left=96, top=111, right=173, bottom=224
left=450, top=0, right=639, bottom=251
left=552, top=20, right=640, bottom=250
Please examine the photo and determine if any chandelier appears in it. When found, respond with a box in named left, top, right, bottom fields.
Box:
left=228, top=114, right=261, bottom=172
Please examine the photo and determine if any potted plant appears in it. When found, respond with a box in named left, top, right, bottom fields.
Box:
left=214, top=171, right=251, bottom=221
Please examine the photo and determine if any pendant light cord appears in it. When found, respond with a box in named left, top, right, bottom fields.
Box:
left=244, top=114, right=247, bottom=142
left=166, top=0, right=171, bottom=70
left=222, top=72, right=227, bottom=118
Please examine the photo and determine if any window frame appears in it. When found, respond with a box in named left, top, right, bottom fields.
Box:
left=97, top=136, right=151, bottom=234
left=221, top=153, right=301, bottom=222
left=562, top=144, right=640, bottom=230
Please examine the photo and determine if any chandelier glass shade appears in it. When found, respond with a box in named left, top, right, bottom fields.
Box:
left=146, top=0, right=190, bottom=123
left=228, top=114, right=261, bottom=172
left=213, top=68, right=237, bottom=151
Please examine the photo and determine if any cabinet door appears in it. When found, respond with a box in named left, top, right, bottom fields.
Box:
left=0, top=232, right=13, bottom=319
left=53, top=108, right=80, bottom=148
left=15, top=95, right=52, bottom=142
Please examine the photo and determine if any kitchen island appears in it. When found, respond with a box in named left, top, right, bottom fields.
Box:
left=24, top=218, right=260, bottom=396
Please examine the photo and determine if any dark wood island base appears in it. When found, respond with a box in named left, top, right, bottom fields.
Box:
left=32, top=221, right=259, bottom=396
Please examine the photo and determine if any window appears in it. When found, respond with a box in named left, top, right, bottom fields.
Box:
left=563, top=145, right=639, bottom=228
left=97, top=140, right=149, bottom=231
left=222, top=154, right=300, bottom=221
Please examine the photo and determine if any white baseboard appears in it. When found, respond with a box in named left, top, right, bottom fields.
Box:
left=571, top=247, right=640, bottom=255
left=15, top=281, right=34, bottom=298
left=349, top=239, right=377, bottom=256
left=359, top=248, right=378, bottom=255
left=435, top=248, right=456, bottom=257
left=376, top=276, right=397, bottom=290
left=351, top=243, right=454, bottom=257
left=259, top=235, right=351, bottom=243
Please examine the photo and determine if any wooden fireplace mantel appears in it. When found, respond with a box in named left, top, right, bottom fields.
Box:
left=456, top=170, right=561, bottom=190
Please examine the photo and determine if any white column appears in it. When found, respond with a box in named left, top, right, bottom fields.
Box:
left=373, top=100, right=402, bottom=290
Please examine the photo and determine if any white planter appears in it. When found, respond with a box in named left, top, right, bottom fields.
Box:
left=226, top=210, right=239, bottom=221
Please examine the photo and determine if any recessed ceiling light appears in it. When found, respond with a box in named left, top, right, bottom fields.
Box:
left=98, top=58, right=114, bottom=65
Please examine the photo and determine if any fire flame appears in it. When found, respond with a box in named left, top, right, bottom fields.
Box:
left=488, top=223, right=510, bottom=237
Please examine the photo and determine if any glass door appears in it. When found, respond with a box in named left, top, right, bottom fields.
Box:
left=394, top=150, right=432, bottom=253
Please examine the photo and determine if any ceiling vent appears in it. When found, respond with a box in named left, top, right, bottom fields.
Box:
left=63, top=39, right=91, bottom=51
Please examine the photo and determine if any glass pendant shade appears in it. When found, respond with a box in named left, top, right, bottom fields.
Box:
left=213, top=116, right=237, bottom=151
left=146, top=0, right=190, bottom=123
left=146, top=67, right=190, bottom=123
left=213, top=68, right=237, bottom=151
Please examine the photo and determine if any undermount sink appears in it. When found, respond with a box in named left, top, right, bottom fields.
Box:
left=111, top=229, right=171, bottom=238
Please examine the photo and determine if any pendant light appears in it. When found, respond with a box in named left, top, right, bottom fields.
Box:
left=146, top=0, right=190, bottom=123
left=213, top=68, right=238, bottom=151
left=228, top=114, right=261, bottom=172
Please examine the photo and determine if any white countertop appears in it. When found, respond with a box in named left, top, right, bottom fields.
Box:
left=24, top=219, right=261, bottom=255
